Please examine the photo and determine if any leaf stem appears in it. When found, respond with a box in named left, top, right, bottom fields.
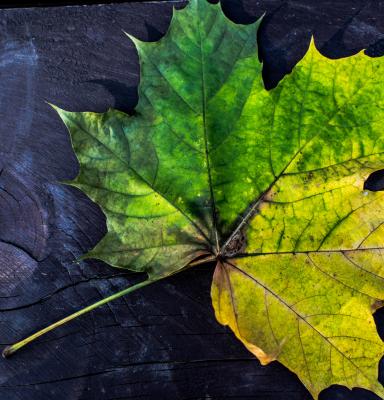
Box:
left=2, top=279, right=152, bottom=358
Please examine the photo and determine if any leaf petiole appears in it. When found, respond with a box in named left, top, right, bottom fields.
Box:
left=3, top=254, right=217, bottom=358
left=2, top=279, right=152, bottom=358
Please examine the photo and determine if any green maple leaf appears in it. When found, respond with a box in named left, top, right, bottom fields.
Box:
left=5, top=0, right=384, bottom=398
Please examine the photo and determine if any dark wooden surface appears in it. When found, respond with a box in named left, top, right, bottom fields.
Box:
left=1, top=1, right=384, bottom=399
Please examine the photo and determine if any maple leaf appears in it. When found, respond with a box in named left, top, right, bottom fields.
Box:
left=5, top=0, right=384, bottom=398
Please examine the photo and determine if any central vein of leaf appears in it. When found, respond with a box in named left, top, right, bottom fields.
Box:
left=197, top=5, right=220, bottom=254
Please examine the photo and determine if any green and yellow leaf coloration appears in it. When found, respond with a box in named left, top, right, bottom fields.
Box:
left=6, top=0, right=384, bottom=397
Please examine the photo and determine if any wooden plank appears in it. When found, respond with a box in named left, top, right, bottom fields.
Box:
left=0, top=1, right=383, bottom=399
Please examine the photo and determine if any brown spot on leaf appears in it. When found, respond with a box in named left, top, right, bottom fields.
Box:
left=223, top=231, right=246, bottom=257
left=372, top=299, right=384, bottom=312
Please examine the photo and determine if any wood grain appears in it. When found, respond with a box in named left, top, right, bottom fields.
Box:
left=1, top=1, right=384, bottom=399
